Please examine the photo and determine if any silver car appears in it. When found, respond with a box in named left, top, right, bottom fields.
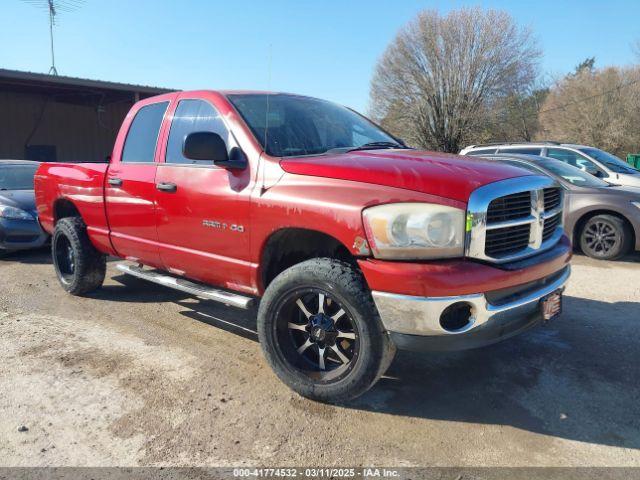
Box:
left=478, top=154, right=640, bottom=260
left=460, top=142, right=640, bottom=188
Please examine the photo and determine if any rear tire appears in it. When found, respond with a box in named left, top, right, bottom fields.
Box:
left=52, top=217, right=106, bottom=295
left=257, top=258, right=395, bottom=403
left=579, top=214, right=632, bottom=261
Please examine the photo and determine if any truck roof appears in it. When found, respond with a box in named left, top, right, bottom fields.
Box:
left=163, top=90, right=329, bottom=101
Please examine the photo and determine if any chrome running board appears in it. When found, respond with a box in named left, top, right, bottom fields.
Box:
left=115, top=263, right=255, bottom=309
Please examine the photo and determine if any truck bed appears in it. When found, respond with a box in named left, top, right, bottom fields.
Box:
left=34, top=162, right=115, bottom=256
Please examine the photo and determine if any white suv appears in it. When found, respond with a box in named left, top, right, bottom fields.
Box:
left=460, top=142, right=640, bottom=188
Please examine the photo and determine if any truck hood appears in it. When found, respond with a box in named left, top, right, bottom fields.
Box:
left=0, top=189, right=36, bottom=213
left=280, top=149, right=532, bottom=202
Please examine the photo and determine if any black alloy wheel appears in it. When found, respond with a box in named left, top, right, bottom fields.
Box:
left=275, top=288, right=359, bottom=382
left=257, top=258, right=395, bottom=403
left=52, top=217, right=106, bottom=295
left=54, top=234, right=76, bottom=284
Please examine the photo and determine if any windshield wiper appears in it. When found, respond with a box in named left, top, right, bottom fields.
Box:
left=346, top=141, right=409, bottom=152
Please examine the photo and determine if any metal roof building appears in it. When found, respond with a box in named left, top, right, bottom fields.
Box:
left=0, top=68, right=174, bottom=163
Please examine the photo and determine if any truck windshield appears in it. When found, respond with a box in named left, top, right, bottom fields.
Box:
left=578, top=147, right=639, bottom=174
left=0, top=164, right=38, bottom=190
left=227, top=94, right=401, bottom=157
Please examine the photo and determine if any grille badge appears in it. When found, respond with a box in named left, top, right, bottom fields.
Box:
left=529, top=189, right=544, bottom=249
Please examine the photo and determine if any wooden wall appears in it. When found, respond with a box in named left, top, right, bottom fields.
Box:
left=0, top=91, right=133, bottom=163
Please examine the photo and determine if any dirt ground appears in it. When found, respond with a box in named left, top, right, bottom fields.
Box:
left=0, top=249, right=639, bottom=467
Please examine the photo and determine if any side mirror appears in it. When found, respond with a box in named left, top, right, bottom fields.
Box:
left=183, top=132, right=246, bottom=169
left=183, top=131, right=228, bottom=162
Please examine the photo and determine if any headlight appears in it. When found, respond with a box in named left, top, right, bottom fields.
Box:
left=362, top=203, right=465, bottom=259
left=632, top=201, right=640, bottom=211
left=0, top=205, right=34, bottom=220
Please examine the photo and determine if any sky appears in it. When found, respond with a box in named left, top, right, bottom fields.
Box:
left=1, top=0, right=639, bottom=113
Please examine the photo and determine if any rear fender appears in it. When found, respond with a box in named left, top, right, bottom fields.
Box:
left=35, top=162, right=116, bottom=256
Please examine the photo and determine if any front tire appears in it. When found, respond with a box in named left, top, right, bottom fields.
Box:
left=52, top=217, right=106, bottom=295
left=257, top=258, right=395, bottom=403
left=579, top=214, right=632, bottom=260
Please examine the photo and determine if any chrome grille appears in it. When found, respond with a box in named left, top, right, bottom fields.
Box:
left=486, top=191, right=532, bottom=223
left=543, top=214, right=561, bottom=241
left=485, top=224, right=531, bottom=256
left=543, top=188, right=561, bottom=211
left=466, top=177, right=564, bottom=263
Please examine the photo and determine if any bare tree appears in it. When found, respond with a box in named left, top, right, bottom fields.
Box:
left=370, top=8, right=541, bottom=152
left=538, top=66, right=640, bottom=156
left=479, top=85, right=549, bottom=142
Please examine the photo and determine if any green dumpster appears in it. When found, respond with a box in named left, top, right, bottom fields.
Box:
left=627, top=154, right=640, bottom=169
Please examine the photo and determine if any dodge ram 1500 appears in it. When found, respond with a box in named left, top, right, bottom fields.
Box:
left=35, top=90, right=571, bottom=402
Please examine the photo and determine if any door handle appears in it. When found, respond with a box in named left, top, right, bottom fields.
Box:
left=108, top=177, right=123, bottom=187
left=156, top=182, right=177, bottom=193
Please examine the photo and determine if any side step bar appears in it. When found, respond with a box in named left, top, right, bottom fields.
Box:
left=116, top=264, right=255, bottom=310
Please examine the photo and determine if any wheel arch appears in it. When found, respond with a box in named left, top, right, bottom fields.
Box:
left=259, top=227, right=358, bottom=292
left=53, top=197, right=83, bottom=224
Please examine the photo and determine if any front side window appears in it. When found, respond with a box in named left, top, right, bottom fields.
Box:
left=166, top=99, right=236, bottom=165
left=0, top=165, right=39, bottom=190
left=228, top=94, right=398, bottom=157
left=121, top=102, right=168, bottom=163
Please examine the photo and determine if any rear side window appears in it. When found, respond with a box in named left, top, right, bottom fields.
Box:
left=497, top=147, right=542, bottom=155
left=166, top=99, right=236, bottom=165
left=465, top=148, right=497, bottom=156
left=121, top=102, right=168, bottom=163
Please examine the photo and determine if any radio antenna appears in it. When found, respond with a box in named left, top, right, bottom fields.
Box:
left=21, top=0, right=85, bottom=75
left=259, top=44, right=272, bottom=195
left=264, top=43, right=273, bottom=151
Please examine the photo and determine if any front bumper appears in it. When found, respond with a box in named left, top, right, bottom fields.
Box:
left=372, top=265, right=570, bottom=352
left=0, top=217, right=49, bottom=251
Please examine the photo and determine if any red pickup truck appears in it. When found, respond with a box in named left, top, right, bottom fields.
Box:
left=35, top=91, right=571, bottom=402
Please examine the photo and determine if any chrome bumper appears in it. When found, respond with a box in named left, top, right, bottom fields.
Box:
left=372, top=266, right=570, bottom=337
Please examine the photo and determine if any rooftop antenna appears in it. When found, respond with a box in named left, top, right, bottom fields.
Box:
left=264, top=44, right=273, bottom=152
left=21, top=0, right=86, bottom=75
left=260, top=44, right=272, bottom=195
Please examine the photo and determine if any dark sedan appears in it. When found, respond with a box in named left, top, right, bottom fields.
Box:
left=479, top=154, right=640, bottom=260
left=0, top=160, right=49, bottom=254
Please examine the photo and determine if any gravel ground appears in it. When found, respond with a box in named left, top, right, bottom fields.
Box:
left=0, top=249, right=639, bottom=467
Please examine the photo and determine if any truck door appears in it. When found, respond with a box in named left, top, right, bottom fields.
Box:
left=105, top=99, right=170, bottom=268
left=154, top=95, right=253, bottom=292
